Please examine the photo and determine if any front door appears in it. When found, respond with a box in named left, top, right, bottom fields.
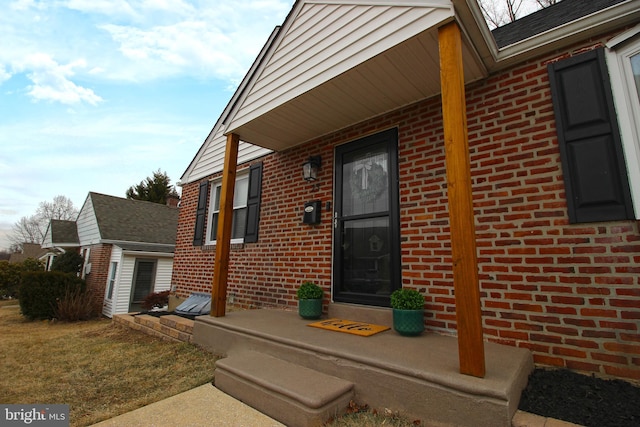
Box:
left=333, top=128, right=401, bottom=307
left=130, top=259, right=156, bottom=311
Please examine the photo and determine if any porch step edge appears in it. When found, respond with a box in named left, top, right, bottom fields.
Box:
left=215, top=351, right=354, bottom=426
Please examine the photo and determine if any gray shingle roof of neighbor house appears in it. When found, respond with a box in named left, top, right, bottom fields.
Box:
left=49, top=219, right=79, bottom=244
left=89, top=192, right=179, bottom=245
left=491, top=0, right=627, bottom=48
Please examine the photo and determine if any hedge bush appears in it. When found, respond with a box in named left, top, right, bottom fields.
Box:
left=0, top=258, right=44, bottom=299
left=19, top=271, right=86, bottom=320
left=50, top=251, right=84, bottom=275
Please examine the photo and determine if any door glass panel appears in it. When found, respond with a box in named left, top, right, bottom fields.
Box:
left=342, top=149, right=389, bottom=217
left=339, top=217, right=391, bottom=296
left=132, top=261, right=155, bottom=303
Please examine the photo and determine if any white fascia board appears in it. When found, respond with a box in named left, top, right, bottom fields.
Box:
left=493, top=0, right=640, bottom=66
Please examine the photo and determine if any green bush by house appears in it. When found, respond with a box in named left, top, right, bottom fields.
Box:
left=19, top=271, right=87, bottom=320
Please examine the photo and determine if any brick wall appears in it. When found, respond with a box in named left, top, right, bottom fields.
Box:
left=172, top=35, right=640, bottom=380
left=84, top=243, right=112, bottom=309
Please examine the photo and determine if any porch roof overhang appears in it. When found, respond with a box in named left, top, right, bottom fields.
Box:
left=218, top=0, right=640, bottom=152
left=222, top=0, right=489, bottom=152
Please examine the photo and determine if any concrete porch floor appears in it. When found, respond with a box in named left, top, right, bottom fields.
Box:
left=193, top=308, right=534, bottom=427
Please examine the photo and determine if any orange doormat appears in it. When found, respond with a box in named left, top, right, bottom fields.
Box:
left=307, top=318, right=390, bottom=337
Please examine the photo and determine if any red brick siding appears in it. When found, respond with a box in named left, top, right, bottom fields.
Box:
left=172, top=35, right=640, bottom=380
left=84, top=244, right=112, bottom=309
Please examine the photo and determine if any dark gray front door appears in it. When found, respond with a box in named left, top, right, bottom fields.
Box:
left=333, top=128, right=401, bottom=307
left=130, top=259, right=156, bottom=309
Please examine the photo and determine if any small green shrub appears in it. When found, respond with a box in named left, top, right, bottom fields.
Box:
left=296, top=281, right=323, bottom=300
left=54, top=287, right=99, bottom=321
left=141, top=290, right=170, bottom=310
left=19, top=271, right=86, bottom=320
left=390, top=288, right=425, bottom=310
left=50, top=251, right=84, bottom=275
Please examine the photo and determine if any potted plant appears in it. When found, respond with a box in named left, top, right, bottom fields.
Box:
left=390, top=288, right=425, bottom=336
left=297, top=281, right=324, bottom=320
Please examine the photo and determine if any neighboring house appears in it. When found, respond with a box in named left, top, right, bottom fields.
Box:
left=8, top=243, right=48, bottom=265
left=42, top=192, right=179, bottom=317
left=41, top=219, right=80, bottom=270
left=172, top=0, right=640, bottom=380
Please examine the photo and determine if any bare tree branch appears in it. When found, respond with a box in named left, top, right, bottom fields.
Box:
left=10, top=195, right=79, bottom=249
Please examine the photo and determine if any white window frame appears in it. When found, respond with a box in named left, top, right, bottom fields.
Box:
left=607, top=25, right=640, bottom=218
left=107, top=261, right=118, bottom=300
left=205, top=172, right=250, bottom=245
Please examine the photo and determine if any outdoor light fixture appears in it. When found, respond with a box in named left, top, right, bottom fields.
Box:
left=303, top=156, right=321, bottom=181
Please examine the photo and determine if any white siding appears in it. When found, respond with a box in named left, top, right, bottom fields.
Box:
left=41, top=226, right=53, bottom=248
left=102, top=246, right=123, bottom=318
left=106, top=251, right=174, bottom=316
left=76, top=195, right=101, bottom=245
left=153, top=257, right=174, bottom=293
left=113, top=254, right=136, bottom=316
left=184, top=134, right=271, bottom=184
left=226, top=0, right=453, bottom=133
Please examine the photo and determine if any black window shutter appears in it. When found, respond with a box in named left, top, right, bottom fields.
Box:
left=244, top=162, right=263, bottom=243
left=547, top=48, right=634, bottom=223
left=193, top=180, right=209, bottom=246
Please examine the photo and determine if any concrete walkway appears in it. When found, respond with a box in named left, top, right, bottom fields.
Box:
left=88, top=383, right=583, bottom=427
left=90, top=384, right=284, bottom=427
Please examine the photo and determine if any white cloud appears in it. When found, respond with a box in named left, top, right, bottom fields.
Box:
left=15, top=54, right=103, bottom=105
left=63, top=0, right=140, bottom=19
left=0, top=66, right=11, bottom=84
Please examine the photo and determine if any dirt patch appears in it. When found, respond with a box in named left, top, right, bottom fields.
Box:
left=519, top=368, right=640, bottom=427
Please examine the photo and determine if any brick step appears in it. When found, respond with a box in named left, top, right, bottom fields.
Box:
left=160, top=314, right=194, bottom=335
left=215, top=351, right=354, bottom=427
left=113, top=313, right=193, bottom=343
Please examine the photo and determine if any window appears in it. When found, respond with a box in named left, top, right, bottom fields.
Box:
left=607, top=26, right=640, bottom=218
left=206, top=173, right=249, bottom=245
left=548, top=48, right=634, bottom=223
left=192, top=162, right=263, bottom=246
left=107, top=262, right=117, bottom=300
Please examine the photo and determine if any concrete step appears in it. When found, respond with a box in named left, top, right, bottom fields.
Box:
left=195, top=309, right=533, bottom=427
left=215, top=351, right=354, bottom=427
left=113, top=313, right=193, bottom=343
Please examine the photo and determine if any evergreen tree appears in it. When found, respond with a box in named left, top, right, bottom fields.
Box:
left=126, top=169, right=179, bottom=205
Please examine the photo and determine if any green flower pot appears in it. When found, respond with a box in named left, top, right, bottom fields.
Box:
left=393, top=308, right=425, bottom=336
left=299, top=298, right=322, bottom=320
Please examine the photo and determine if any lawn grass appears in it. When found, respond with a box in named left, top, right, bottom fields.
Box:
left=0, top=303, right=419, bottom=426
left=0, top=304, right=217, bottom=426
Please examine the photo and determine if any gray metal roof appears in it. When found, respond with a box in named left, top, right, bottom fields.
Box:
left=89, top=192, right=179, bottom=245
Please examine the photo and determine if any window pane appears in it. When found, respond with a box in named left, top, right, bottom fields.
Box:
left=210, top=213, right=219, bottom=241
left=631, top=53, right=640, bottom=105
left=340, top=217, right=391, bottom=296
left=232, top=208, right=247, bottom=239
left=342, top=148, right=389, bottom=217
left=234, top=176, right=249, bottom=208
left=213, top=185, right=222, bottom=211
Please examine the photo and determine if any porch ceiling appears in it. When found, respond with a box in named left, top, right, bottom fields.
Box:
left=229, top=29, right=486, bottom=151
left=223, top=1, right=488, bottom=152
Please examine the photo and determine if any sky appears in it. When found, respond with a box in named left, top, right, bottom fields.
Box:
left=0, top=0, right=295, bottom=251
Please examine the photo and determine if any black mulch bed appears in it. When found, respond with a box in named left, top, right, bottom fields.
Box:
left=519, top=368, right=640, bottom=427
left=133, top=310, right=196, bottom=320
